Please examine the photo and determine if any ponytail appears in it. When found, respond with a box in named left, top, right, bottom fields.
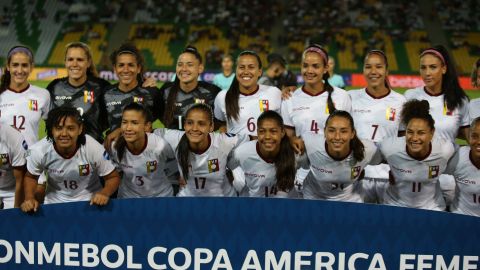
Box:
left=322, top=72, right=336, bottom=113
left=225, top=76, right=241, bottom=121
left=163, top=77, right=181, bottom=127
left=0, top=68, right=11, bottom=94
left=274, top=136, right=296, bottom=192
left=114, top=135, right=127, bottom=162
left=176, top=134, right=191, bottom=179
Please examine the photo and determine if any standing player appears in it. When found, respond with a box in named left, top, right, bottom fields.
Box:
left=155, top=103, right=247, bottom=197
left=302, top=110, right=380, bottom=202
left=103, top=43, right=164, bottom=150
left=404, top=45, right=470, bottom=205
left=0, top=45, right=50, bottom=145
left=380, top=100, right=455, bottom=211
left=469, top=58, right=480, bottom=120
left=281, top=45, right=351, bottom=154
left=0, top=124, right=27, bottom=209
left=349, top=50, right=406, bottom=203
left=111, top=103, right=175, bottom=198
left=47, top=42, right=109, bottom=143
left=161, top=46, right=221, bottom=130
left=327, top=57, right=345, bottom=88
left=445, top=117, right=480, bottom=216
left=228, top=110, right=296, bottom=197
left=21, top=107, right=120, bottom=212
left=213, top=54, right=235, bottom=90
left=214, top=50, right=282, bottom=137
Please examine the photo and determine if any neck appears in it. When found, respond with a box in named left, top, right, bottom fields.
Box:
left=367, top=85, right=389, bottom=97
left=425, top=83, right=442, bottom=95
left=240, top=84, right=258, bottom=95
left=68, top=75, right=88, bottom=87
left=56, top=145, right=77, bottom=157
left=189, top=135, right=210, bottom=153
left=471, top=150, right=480, bottom=168
left=223, top=70, right=232, bottom=77
left=180, top=80, right=198, bottom=93
left=9, top=82, right=29, bottom=92
left=304, top=81, right=325, bottom=94
left=126, top=134, right=146, bottom=153
left=119, top=81, right=138, bottom=92
left=326, top=144, right=350, bottom=160
left=259, top=147, right=280, bottom=160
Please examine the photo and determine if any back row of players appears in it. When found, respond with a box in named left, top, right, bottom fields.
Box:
left=0, top=42, right=479, bottom=217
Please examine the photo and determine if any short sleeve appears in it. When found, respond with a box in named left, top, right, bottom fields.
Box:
left=444, top=149, right=460, bottom=175
left=87, top=137, right=115, bottom=177
left=460, top=98, right=470, bottom=127
left=26, top=142, right=45, bottom=176
left=281, top=99, right=295, bottom=128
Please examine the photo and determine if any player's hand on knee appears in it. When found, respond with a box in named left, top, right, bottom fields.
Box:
left=90, top=192, right=110, bottom=206
left=21, top=199, right=39, bottom=213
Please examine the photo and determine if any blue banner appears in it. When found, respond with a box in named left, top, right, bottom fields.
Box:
left=0, top=198, right=479, bottom=269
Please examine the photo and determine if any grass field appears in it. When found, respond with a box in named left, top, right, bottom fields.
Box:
left=31, top=80, right=480, bottom=141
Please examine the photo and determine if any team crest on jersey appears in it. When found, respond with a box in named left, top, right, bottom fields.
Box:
left=0, top=154, right=9, bottom=166
left=28, top=100, right=38, bottom=111
left=146, top=160, right=158, bottom=173
left=83, top=90, right=95, bottom=104
left=194, top=98, right=206, bottom=104
left=350, top=166, right=361, bottom=179
left=443, top=102, right=453, bottom=116
left=133, top=96, right=144, bottom=103
left=208, top=159, right=219, bottom=173
left=386, top=107, right=396, bottom=121
left=428, top=165, right=440, bottom=178
left=78, top=164, right=90, bottom=176
left=259, top=100, right=269, bottom=112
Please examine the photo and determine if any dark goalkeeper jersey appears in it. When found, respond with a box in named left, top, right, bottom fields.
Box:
left=47, top=76, right=109, bottom=142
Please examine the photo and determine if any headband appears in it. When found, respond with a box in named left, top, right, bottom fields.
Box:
left=420, top=49, right=445, bottom=65
left=7, top=46, right=33, bottom=60
left=304, top=47, right=328, bottom=64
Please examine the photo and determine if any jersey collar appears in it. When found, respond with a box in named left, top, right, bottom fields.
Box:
left=240, top=85, right=260, bottom=96
left=302, top=85, right=325, bottom=96
left=54, top=143, right=80, bottom=159
left=7, top=84, right=30, bottom=93
left=191, top=134, right=212, bottom=155
left=423, top=87, right=443, bottom=97
left=365, top=87, right=391, bottom=99
left=126, top=134, right=148, bottom=155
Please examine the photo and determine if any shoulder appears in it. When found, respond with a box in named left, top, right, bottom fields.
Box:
left=29, top=85, right=50, bottom=97
left=29, top=137, right=51, bottom=153
left=470, top=98, right=480, bottom=106
left=198, top=81, right=221, bottom=93
left=379, top=136, right=404, bottom=153
left=88, top=76, right=111, bottom=88
left=348, top=88, right=364, bottom=98
left=433, top=138, right=455, bottom=155
left=104, top=83, right=119, bottom=93
left=46, top=77, right=66, bottom=89
left=332, top=86, right=349, bottom=97
left=404, top=87, right=423, bottom=99
left=159, top=81, right=175, bottom=91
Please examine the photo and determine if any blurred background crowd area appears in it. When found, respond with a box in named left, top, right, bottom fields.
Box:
left=0, top=0, right=478, bottom=75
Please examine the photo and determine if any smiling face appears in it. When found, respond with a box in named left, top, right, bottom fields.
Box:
left=363, top=53, right=388, bottom=90
left=236, top=54, right=262, bottom=91
left=176, top=52, right=203, bottom=85
left=257, top=118, right=284, bottom=157
left=301, top=52, right=327, bottom=89
left=184, top=108, right=213, bottom=150
left=420, top=54, right=446, bottom=93
left=469, top=121, right=480, bottom=160
left=121, top=110, right=150, bottom=144
left=114, top=53, right=141, bottom=90
left=65, top=47, right=90, bottom=84
left=7, top=52, right=32, bottom=89
left=52, top=116, right=83, bottom=155
left=406, top=118, right=434, bottom=158
left=325, top=116, right=355, bottom=158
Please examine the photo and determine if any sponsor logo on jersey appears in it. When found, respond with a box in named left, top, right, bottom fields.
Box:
left=0, top=153, right=9, bottom=165
left=106, top=101, right=122, bottom=106
left=245, top=172, right=265, bottom=178
left=259, top=100, right=269, bottom=112
left=428, top=165, right=439, bottom=178
left=386, top=107, right=396, bottom=121
left=293, top=106, right=310, bottom=112
left=133, top=96, right=144, bottom=103
left=79, top=164, right=90, bottom=176
left=175, top=102, right=182, bottom=107
left=22, top=140, right=28, bottom=150
left=311, top=164, right=333, bottom=174
left=443, top=102, right=453, bottom=116
left=146, top=160, right=158, bottom=173
left=194, top=98, right=206, bottom=104
left=208, top=159, right=219, bottom=173
left=55, top=96, right=73, bottom=100
left=28, top=100, right=38, bottom=111
left=353, top=109, right=372, bottom=113
left=103, top=151, right=110, bottom=160
left=351, top=166, right=361, bottom=179
left=83, top=90, right=95, bottom=104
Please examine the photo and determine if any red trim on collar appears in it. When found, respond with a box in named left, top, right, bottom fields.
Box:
left=302, top=85, right=325, bottom=96
left=7, top=84, right=30, bottom=93
left=127, top=134, right=148, bottom=155
left=365, top=87, right=390, bottom=99
left=54, top=144, right=80, bottom=159
left=191, top=134, right=211, bottom=155
left=423, top=87, right=443, bottom=97
left=240, top=85, right=260, bottom=96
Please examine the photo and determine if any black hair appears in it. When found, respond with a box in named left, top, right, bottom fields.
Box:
left=303, top=44, right=336, bottom=113
left=401, top=99, right=435, bottom=131
left=65, top=42, right=98, bottom=77
left=46, top=106, right=86, bottom=146
left=325, top=110, right=365, bottom=162
left=471, top=116, right=480, bottom=130
left=177, top=103, right=214, bottom=179
left=225, top=50, right=263, bottom=122
left=0, top=45, right=34, bottom=95
left=163, top=45, right=203, bottom=127
left=472, top=58, right=480, bottom=88
left=267, top=53, right=287, bottom=68
left=115, top=102, right=153, bottom=162
left=110, top=43, right=145, bottom=83
left=420, top=45, right=469, bottom=111
left=364, top=50, right=390, bottom=89
left=257, top=110, right=295, bottom=192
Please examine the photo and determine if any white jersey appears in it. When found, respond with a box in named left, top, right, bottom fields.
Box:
left=281, top=86, right=351, bottom=137
left=111, top=133, right=175, bottom=198
left=404, top=87, right=469, bottom=142
left=26, top=135, right=116, bottom=204
left=379, top=136, right=454, bottom=210
left=0, top=85, right=50, bottom=145
left=214, top=84, right=282, bottom=136
left=469, top=98, right=480, bottom=121
left=445, top=146, right=480, bottom=216
left=229, top=140, right=289, bottom=198
left=0, top=124, right=27, bottom=200
left=349, top=88, right=406, bottom=179
left=158, top=129, right=246, bottom=197
left=302, top=133, right=381, bottom=202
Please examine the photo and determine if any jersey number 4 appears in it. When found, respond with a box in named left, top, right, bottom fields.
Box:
left=310, top=120, right=319, bottom=134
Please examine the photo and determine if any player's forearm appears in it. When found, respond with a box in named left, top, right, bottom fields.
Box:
left=100, top=171, right=120, bottom=197
left=23, top=173, right=39, bottom=200
left=13, top=167, right=26, bottom=207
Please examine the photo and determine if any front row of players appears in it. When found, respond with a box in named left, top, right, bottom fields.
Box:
left=1, top=100, right=479, bottom=216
